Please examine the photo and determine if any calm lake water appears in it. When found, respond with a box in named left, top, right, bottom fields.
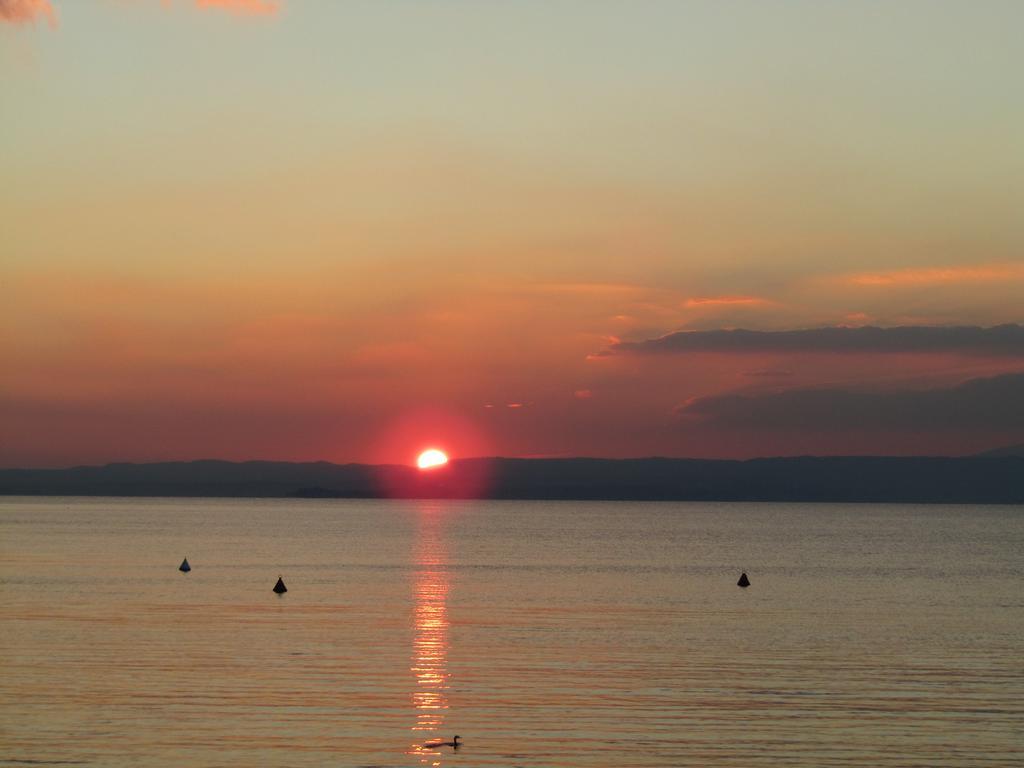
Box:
left=1, top=498, right=1022, bottom=767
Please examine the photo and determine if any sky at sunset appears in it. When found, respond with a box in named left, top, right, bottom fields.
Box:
left=2, top=0, right=1023, bottom=467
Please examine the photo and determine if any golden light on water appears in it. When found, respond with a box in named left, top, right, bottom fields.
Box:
left=408, top=503, right=452, bottom=764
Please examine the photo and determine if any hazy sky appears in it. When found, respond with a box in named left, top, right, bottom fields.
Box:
left=2, top=0, right=1023, bottom=466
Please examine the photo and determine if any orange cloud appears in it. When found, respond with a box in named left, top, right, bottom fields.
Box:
left=843, top=263, right=1024, bottom=287
left=533, top=282, right=645, bottom=297
left=0, top=0, right=56, bottom=26
left=192, top=0, right=279, bottom=14
left=685, top=296, right=769, bottom=308
left=351, top=342, right=429, bottom=370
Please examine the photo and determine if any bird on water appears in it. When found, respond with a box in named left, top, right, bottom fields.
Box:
left=273, top=575, right=287, bottom=594
left=737, top=572, right=750, bottom=587
left=424, top=735, right=461, bottom=749
left=179, top=558, right=191, bottom=573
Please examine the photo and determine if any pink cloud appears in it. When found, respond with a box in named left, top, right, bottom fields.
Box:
left=0, top=0, right=57, bottom=26
left=842, top=263, right=1024, bottom=287
left=192, top=0, right=280, bottom=15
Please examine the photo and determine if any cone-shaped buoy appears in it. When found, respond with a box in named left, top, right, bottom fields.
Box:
left=179, top=558, right=191, bottom=573
left=273, top=576, right=287, bottom=594
left=737, top=572, right=750, bottom=588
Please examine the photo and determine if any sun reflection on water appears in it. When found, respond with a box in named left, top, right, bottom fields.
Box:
left=407, top=502, right=452, bottom=765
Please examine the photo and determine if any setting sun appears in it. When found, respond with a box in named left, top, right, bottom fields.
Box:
left=416, top=449, right=449, bottom=470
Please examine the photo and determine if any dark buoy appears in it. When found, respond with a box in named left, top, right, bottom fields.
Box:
left=179, top=558, right=191, bottom=573
left=737, top=572, right=750, bottom=588
left=273, top=576, right=287, bottom=594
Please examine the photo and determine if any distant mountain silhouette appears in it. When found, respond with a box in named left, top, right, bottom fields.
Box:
left=1, top=456, right=1023, bottom=503
left=974, top=443, right=1024, bottom=458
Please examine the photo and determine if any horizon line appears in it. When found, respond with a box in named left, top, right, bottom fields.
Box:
left=3, top=450, right=1021, bottom=473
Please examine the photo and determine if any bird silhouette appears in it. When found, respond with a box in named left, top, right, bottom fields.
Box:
left=424, top=735, right=461, bottom=749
